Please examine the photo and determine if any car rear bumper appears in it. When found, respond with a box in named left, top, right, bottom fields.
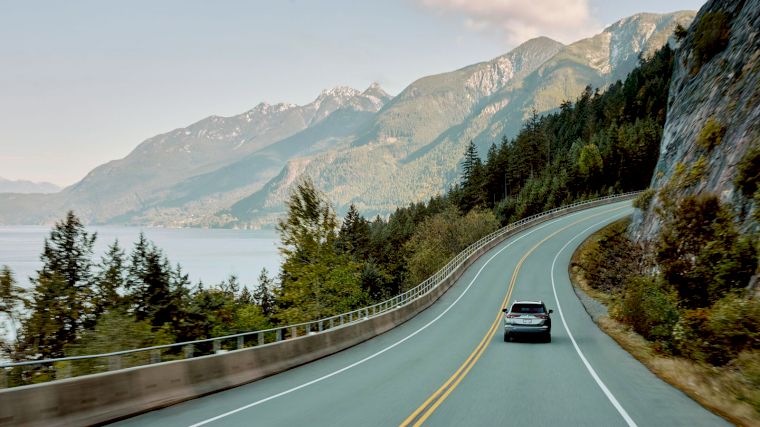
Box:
left=504, top=325, right=550, bottom=334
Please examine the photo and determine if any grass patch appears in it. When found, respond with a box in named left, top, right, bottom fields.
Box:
left=571, top=222, right=760, bottom=426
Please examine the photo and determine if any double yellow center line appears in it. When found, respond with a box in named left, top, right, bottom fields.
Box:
left=399, top=207, right=625, bottom=427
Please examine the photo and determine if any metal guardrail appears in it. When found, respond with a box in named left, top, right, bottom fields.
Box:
left=0, top=192, right=638, bottom=387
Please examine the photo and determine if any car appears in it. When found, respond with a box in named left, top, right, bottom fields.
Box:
left=502, top=300, right=553, bottom=343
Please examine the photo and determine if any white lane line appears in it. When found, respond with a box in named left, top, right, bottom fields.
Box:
left=550, top=211, right=638, bottom=427
left=188, top=208, right=607, bottom=427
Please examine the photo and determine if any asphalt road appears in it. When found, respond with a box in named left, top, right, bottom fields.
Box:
left=114, top=201, right=728, bottom=427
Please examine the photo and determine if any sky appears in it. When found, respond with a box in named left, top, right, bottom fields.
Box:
left=0, top=0, right=705, bottom=187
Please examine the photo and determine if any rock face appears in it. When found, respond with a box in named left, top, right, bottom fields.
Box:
left=632, top=0, right=760, bottom=240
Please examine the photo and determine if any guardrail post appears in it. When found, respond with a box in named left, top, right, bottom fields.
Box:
left=237, top=336, right=244, bottom=350
left=349, top=312, right=353, bottom=323
left=276, top=328, right=283, bottom=342
left=1, top=368, right=7, bottom=389
left=339, top=315, right=344, bottom=325
left=213, top=340, right=221, bottom=353
left=108, top=355, right=121, bottom=371
left=330, top=317, right=334, bottom=329
left=291, top=326, right=297, bottom=339
left=57, top=362, right=71, bottom=380
left=318, top=320, right=324, bottom=332
left=150, top=349, right=161, bottom=364
left=184, top=344, right=194, bottom=359
left=258, top=332, right=264, bottom=346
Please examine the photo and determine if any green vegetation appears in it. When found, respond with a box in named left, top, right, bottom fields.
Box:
left=404, top=207, right=498, bottom=286
left=575, top=199, right=760, bottom=419
left=696, top=117, right=726, bottom=150
left=618, top=276, right=679, bottom=344
left=736, top=143, right=760, bottom=197
left=0, top=211, right=276, bottom=386
left=452, top=46, right=675, bottom=222
left=692, top=11, right=731, bottom=73
left=276, top=180, right=370, bottom=324
left=633, top=188, right=656, bottom=211
left=0, top=44, right=683, bottom=387
left=581, top=194, right=757, bottom=354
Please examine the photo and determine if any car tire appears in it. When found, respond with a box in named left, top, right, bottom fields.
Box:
left=503, top=332, right=510, bottom=342
left=545, top=333, right=551, bottom=343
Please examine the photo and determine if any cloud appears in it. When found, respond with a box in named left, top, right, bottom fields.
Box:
left=418, top=0, right=601, bottom=45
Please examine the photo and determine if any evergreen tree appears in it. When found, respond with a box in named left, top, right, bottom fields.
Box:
left=126, top=234, right=189, bottom=329
left=93, top=239, right=126, bottom=318
left=238, top=286, right=254, bottom=305
left=218, top=274, right=241, bottom=298
left=460, top=141, right=481, bottom=184
left=276, top=179, right=369, bottom=323
left=0, top=266, right=26, bottom=350
left=253, top=268, right=276, bottom=317
left=338, top=204, right=371, bottom=257
left=18, top=211, right=96, bottom=359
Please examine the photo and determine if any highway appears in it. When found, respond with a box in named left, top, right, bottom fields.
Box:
left=114, top=201, right=727, bottom=426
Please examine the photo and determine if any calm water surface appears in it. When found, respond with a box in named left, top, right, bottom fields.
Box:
left=0, top=226, right=281, bottom=289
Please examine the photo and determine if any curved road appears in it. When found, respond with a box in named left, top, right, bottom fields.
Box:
left=115, top=201, right=727, bottom=426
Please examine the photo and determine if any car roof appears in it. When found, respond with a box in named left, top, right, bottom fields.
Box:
left=511, top=300, right=544, bottom=305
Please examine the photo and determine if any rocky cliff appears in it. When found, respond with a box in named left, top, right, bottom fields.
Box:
left=632, top=0, right=760, bottom=240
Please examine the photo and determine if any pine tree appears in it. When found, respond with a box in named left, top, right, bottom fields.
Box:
left=18, top=211, right=96, bottom=359
left=460, top=141, right=481, bottom=186
left=0, top=266, right=26, bottom=349
left=238, top=286, right=254, bottom=305
left=218, top=274, right=240, bottom=298
left=93, top=239, right=126, bottom=318
left=126, top=234, right=183, bottom=328
left=253, top=268, right=276, bottom=317
left=338, top=204, right=371, bottom=257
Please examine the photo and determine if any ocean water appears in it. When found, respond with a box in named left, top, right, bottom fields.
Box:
left=0, top=226, right=282, bottom=290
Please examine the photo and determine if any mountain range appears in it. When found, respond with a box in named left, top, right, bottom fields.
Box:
left=0, top=178, right=59, bottom=194
left=0, top=11, right=695, bottom=227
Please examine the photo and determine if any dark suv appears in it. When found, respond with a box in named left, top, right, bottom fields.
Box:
left=502, top=300, right=553, bottom=343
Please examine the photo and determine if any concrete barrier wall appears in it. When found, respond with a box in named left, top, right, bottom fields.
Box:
left=0, top=196, right=633, bottom=427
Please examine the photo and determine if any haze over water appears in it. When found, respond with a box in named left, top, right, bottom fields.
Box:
left=0, top=226, right=282, bottom=290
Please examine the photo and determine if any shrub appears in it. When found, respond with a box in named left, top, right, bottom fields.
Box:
left=696, top=117, right=726, bottom=151
left=692, top=11, right=731, bottom=71
left=633, top=188, right=655, bottom=211
left=705, top=295, right=760, bottom=365
left=674, top=23, right=688, bottom=42
left=686, top=155, right=708, bottom=185
left=657, top=194, right=756, bottom=308
left=735, top=143, right=760, bottom=197
left=579, top=218, right=646, bottom=294
left=675, top=295, right=760, bottom=365
left=617, top=276, right=679, bottom=344
left=672, top=308, right=711, bottom=360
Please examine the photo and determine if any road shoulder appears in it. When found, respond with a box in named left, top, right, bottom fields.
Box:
left=569, top=223, right=759, bottom=427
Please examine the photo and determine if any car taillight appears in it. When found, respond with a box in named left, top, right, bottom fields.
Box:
left=505, top=314, right=520, bottom=318
left=535, top=314, right=547, bottom=319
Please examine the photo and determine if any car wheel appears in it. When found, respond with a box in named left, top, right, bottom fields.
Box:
left=503, top=332, right=510, bottom=342
left=545, top=333, right=552, bottom=343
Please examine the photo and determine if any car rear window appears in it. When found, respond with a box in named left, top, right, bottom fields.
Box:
left=510, top=304, right=545, bottom=314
